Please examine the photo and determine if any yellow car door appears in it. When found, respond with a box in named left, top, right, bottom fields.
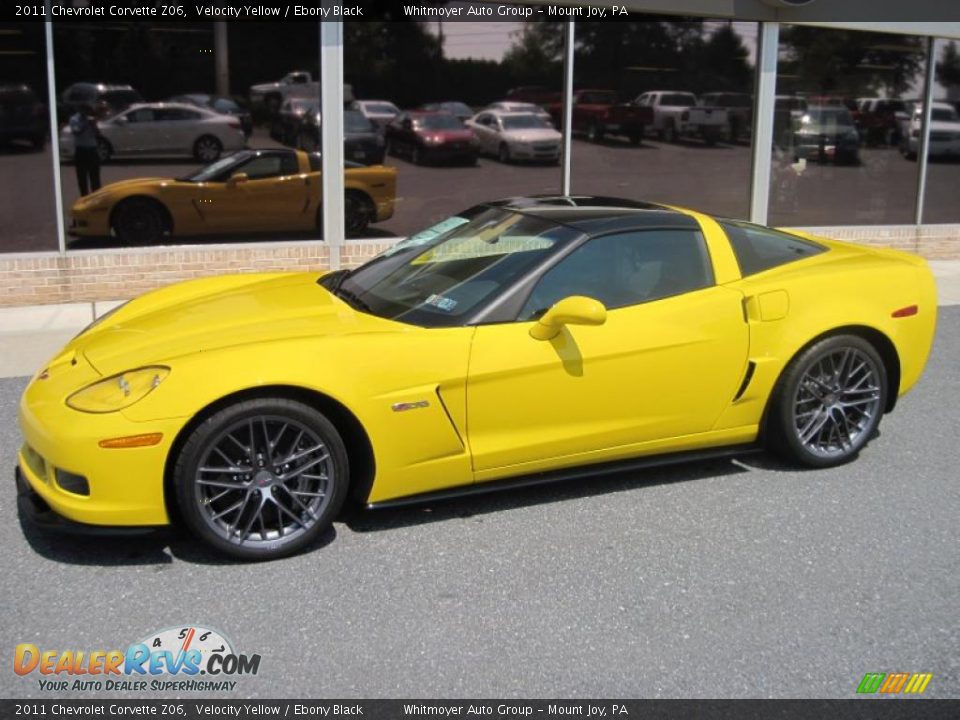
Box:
left=199, top=150, right=310, bottom=232
left=466, top=227, right=749, bottom=479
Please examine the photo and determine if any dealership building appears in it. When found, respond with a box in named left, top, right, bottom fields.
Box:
left=0, top=1, right=959, bottom=307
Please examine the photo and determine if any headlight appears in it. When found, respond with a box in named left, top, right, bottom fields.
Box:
left=66, top=366, right=170, bottom=413
left=423, top=134, right=443, bottom=145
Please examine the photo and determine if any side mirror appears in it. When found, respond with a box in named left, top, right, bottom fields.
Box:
left=529, top=296, right=607, bottom=341
left=226, top=172, right=249, bottom=188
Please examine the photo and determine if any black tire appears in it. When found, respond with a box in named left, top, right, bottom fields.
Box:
left=193, top=135, right=223, bottom=162
left=111, top=197, right=170, bottom=245
left=766, top=335, right=887, bottom=468
left=265, top=94, right=282, bottom=115
left=664, top=122, right=678, bottom=144
left=411, top=145, right=424, bottom=165
left=498, top=143, right=511, bottom=164
left=173, top=398, right=350, bottom=561
left=628, top=127, right=643, bottom=146
left=586, top=122, right=603, bottom=143
left=703, top=129, right=718, bottom=147
left=345, top=190, right=375, bottom=235
left=96, top=137, right=112, bottom=163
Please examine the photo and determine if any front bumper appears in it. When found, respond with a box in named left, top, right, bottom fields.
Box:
left=15, top=466, right=163, bottom=536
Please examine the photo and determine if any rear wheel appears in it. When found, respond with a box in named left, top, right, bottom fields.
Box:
left=111, top=197, right=170, bottom=245
left=767, top=335, right=887, bottom=467
left=194, top=135, right=223, bottom=162
left=628, top=127, right=643, bottom=145
left=498, top=143, right=511, bottom=164
left=411, top=145, right=424, bottom=165
left=345, top=190, right=375, bottom=235
left=96, top=137, right=112, bottom=163
left=174, top=398, right=349, bottom=561
left=586, top=122, right=604, bottom=143
left=663, top=122, right=678, bottom=144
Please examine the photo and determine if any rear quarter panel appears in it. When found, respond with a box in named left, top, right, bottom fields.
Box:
left=714, top=239, right=936, bottom=430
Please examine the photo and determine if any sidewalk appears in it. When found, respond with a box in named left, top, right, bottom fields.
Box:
left=1, top=261, right=959, bottom=380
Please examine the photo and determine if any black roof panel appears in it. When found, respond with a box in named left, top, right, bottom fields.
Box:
left=479, top=195, right=697, bottom=233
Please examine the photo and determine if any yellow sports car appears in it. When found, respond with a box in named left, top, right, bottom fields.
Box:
left=67, top=149, right=397, bottom=243
left=18, top=197, right=936, bottom=559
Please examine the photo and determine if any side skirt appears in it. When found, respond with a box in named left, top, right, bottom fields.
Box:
left=367, top=443, right=762, bottom=511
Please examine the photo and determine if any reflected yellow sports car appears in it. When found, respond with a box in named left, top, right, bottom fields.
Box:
left=19, top=197, right=936, bottom=559
left=67, top=149, right=397, bottom=244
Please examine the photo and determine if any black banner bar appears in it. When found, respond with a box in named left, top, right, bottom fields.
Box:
left=3, top=700, right=960, bottom=720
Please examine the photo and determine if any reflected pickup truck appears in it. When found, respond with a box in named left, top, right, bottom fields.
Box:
left=551, top=89, right=653, bottom=145
left=636, top=91, right=729, bottom=145
left=249, top=71, right=319, bottom=114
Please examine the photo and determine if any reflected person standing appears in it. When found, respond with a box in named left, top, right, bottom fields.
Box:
left=69, top=104, right=101, bottom=196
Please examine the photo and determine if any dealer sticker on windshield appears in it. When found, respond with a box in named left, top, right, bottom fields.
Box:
left=424, top=294, right=458, bottom=312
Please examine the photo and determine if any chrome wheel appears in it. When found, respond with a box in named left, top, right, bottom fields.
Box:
left=792, top=347, right=882, bottom=459
left=193, top=415, right=333, bottom=548
left=194, top=135, right=222, bottom=162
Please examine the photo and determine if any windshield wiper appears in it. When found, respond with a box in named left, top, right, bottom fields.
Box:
left=333, top=286, right=372, bottom=313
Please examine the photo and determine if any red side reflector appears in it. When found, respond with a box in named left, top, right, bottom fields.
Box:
left=892, top=305, right=918, bottom=318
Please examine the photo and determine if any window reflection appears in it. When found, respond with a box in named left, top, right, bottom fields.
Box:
left=769, top=26, right=927, bottom=227
left=570, top=19, right=758, bottom=219
left=922, top=38, right=960, bottom=223
left=0, top=23, right=58, bottom=253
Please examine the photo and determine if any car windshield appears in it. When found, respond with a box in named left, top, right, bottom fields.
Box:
left=501, top=114, right=551, bottom=130
left=417, top=114, right=463, bottom=130
left=442, top=102, right=472, bottom=115
left=179, top=151, right=251, bottom=182
left=365, top=102, right=398, bottom=115
left=326, top=208, right=577, bottom=327
left=345, top=110, right=375, bottom=132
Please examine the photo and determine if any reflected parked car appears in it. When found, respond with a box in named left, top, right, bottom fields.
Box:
left=385, top=111, right=479, bottom=165
left=0, top=83, right=46, bottom=149
left=700, top=92, right=752, bottom=143
left=66, top=148, right=397, bottom=244
left=271, top=97, right=316, bottom=145
left=59, top=102, right=246, bottom=163
left=169, top=94, right=253, bottom=137
left=903, top=102, right=960, bottom=160
left=352, top=99, right=400, bottom=128
left=298, top=109, right=385, bottom=165
left=418, top=101, right=474, bottom=122
left=467, top=110, right=561, bottom=164
left=60, top=82, right=142, bottom=121
left=792, top=106, right=861, bottom=164
left=856, top=98, right=908, bottom=147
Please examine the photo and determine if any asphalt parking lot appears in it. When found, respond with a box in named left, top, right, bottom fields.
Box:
left=1, top=307, right=957, bottom=699
left=4, top=128, right=959, bottom=253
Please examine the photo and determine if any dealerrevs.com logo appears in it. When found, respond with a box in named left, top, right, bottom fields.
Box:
left=14, top=626, right=261, bottom=692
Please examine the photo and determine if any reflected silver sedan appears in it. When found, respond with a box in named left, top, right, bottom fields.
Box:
left=466, top=110, right=562, bottom=164
left=59, top=102, right=247, bottom=163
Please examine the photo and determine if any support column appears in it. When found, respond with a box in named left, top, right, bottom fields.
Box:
left=214, top=22, right=229, bottom=97
left=43, top=15, right=66, bottom=254
left=320, top=13, right=345, bottom=269
left=915, top=36, right=936, bottom=225
left=561, top=21, right=575, bottom=196
left=749, top=22, right=779, bottom=225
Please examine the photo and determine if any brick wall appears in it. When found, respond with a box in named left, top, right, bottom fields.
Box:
left=0, top=240, right=396, bottom=307
left=0, top=226, right=957, bottom=308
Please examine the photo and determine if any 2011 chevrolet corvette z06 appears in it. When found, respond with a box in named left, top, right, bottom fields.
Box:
left=17, top=196, right=937, bottom=559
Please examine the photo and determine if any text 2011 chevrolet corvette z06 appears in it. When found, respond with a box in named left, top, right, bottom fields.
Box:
left=17, top=197, right=936, bottom=559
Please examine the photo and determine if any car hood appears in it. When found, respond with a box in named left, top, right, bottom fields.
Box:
left=502, top=128, right=561, bottom=142
left=74, top=272, right=398, bottom=374
left=928, top=119, right=960, bottom=133
left=74, top=178, right=170, bottom=206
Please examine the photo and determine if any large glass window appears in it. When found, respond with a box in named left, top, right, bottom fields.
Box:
left=345, top=12, right=565, bottom=239
left=922, top=38, right=960, bottom=224
left=53, top=21, right=320, bottom=249
left=570, top=19, right=759, bottom=219
left=0, top=23, right=58, bottom=253
left=768, top=26, right=927, bottom=227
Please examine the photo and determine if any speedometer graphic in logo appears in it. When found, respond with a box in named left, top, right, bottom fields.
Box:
left=137, top=626, right=233, bottom=669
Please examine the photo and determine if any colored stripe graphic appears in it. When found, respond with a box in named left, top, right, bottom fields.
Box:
left=857, top=673, right=885, bottom=694
left=857, top=672, right=932, bottom=694
left=879, top=672, right=909, bottom=693
left=903, top=673, right=933, bottom=694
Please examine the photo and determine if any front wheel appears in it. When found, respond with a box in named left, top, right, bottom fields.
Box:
left=96, top=137, right=113, bottom=163
left=111, top=198, right=169, bottom=245
left=498, top=143, right=511, bottom=164
left=173, top=398, right=350, bottom=561
left=767, top=335, right=887, bottom=468
left=345, top=190, right=375, bottom=235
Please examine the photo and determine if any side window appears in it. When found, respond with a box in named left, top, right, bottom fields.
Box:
left=519, top=229, right=714, bottom=321
left=156, top=108, right=200, bottom=121
left=126, top=108, right=155, bottom=123
left=719, top=220, right=826, bottom=277
left=235, top=153, right=296, bottom=180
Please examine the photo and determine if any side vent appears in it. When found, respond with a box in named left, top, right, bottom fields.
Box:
left=733, top=361, right=757, bottom=402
